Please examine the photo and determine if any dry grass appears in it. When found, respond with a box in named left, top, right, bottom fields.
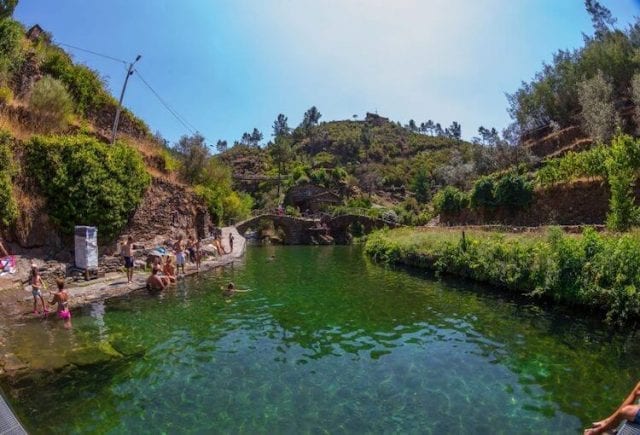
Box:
left=0, top=111, right=33, bottom=141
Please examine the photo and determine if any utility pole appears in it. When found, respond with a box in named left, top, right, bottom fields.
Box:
left=111, top=54, right=141, bottom=144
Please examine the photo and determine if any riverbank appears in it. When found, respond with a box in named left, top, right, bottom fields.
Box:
left=364, top=226, right=640, bottom=325
left=0, top=227, right=245, bottom=375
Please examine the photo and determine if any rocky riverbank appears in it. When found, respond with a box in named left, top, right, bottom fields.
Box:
left=0, top=227, right=245, bottom=378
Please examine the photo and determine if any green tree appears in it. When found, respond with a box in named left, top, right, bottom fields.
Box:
left=0, top=0, right=18, bottom=19
left=215, top=139, right=228, bottom=154
left=300, top=106, right=322, bottom=129
left=470, top=176, right=496, bottom=208
left=585, top=0, right=616, bottom=39
left=577, top=70, right=616, bottom=143
left=446, top=121, right=462, bottom=140
left=269, top=135, right=292, bottom=197
left=272, top=114, right=290, bottom=138
left=175, top=133, right=209, bottom=183
left=411, top=167, right=432, bottom=203
left=433, top=186, right=468, bottom=214
left=494, top=173, right=533, bottom=209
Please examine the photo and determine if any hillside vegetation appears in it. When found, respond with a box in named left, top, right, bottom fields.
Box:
left=0, top=13, right=249, bottom=244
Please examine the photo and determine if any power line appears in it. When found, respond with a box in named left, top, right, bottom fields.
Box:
left=52, top=40, right=205, bottom=141
left=54, top=41, right=128, bottom=65
left=134, top=69, right=202, bottom=137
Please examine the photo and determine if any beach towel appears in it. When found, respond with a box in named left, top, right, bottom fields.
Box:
left=0, top=255, right=16, bottom=276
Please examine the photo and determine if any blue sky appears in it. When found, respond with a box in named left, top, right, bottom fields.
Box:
left=13, top=0, right=640, bottom=146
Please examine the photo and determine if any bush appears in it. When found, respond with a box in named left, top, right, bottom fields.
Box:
left=470, top=176, right=496, bottom=209
left=0, top=18, right=24, bottom=75
left=24, top=135, right=150, bottom=239
left=29, top=76, right=73, bottom=131
left=433, top=186, right=468, bottom=214
left=364, top=227, right=640, bottom=325
left=41, top=48, right=108, bottom=116
left=494, top=173, right=533, bottom=209
left=0, top=131, right=17, bottom=227
left=0, top=85, right=12, bottom=105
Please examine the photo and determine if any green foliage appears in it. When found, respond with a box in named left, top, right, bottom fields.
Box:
left=24, top=135, right=150, bottom=239
left=175, top=133, right=209, bottom=184
left=578, top=71, right=616, bottom=143
left=0, top=85, right=12, bottom=105
left=41, top=47, right=108, bottom=116
left=411, top=167, right=432, bottom=203
left=365, top=227, right=640, bottom=324
left=0, top=0, right=18, bottom=19
left=493, top=173, right=533, bottom=209
left=470, top=176, right=496, bottom=209
left=0, top=18, right=23, bottom=74
left=536, top=146, right=608, bottom=186
left=605, top=135, right=640, bottom=230
left=194, top=158, right=252, bottom=224
left=29, top=76, right=73, bottom=131
left=433, top=186, right=468, bottom=214
left=0, top=130, right=17, bottom=226
left=507, top=15, right=640, bottom=131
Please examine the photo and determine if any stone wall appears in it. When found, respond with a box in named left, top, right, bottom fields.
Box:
left=124, top=177, right=210, bottom=244
left=442, top=180, right=611, bottom=226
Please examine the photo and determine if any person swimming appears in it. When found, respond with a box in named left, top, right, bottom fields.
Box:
left=221, top=282, right=250, bottom=297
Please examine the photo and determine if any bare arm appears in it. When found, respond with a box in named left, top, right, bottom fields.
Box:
left=0, top=240, right=8, bottom=257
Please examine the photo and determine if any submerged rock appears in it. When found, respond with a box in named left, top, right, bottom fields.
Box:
left=65, top=341, right=123, bottom=367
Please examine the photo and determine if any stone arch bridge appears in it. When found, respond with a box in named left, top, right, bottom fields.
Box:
left=235, top=214, right=400, bottom=245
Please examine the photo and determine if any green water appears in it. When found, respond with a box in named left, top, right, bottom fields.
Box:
left=2, top=246, right=639, bottom=434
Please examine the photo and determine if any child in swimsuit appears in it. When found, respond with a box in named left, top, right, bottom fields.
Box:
left=30, top=266, right=47, bottom=314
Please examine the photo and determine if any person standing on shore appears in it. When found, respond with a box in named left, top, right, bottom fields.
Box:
left=174, top=235, right=186, bottom=275
left=30, top=265, right=47, bottom=314
left=122, top=236, right=135, bottom=283
left=229, top=233, right=234, bottom=253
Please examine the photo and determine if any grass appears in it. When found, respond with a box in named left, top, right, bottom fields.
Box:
left=365, top=226, right=640, bottom=325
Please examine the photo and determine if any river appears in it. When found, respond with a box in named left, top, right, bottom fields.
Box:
left=1, top=245, right=638, bottom=434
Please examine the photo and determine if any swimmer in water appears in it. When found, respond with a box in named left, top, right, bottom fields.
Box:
left=221, top=282, right=249, bottom=297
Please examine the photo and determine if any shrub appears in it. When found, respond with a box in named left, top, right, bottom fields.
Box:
left=41, top=48, right=108, bottom=116
left=0, top=18, right=24, bottom=75
left=494, top=173, right=533, bottom=209
left=0, top=85, right=12, bottom=105
left=470, top=176, right=496, bottom=209
left=0, top=131, right=17, bottom=227
left=605, top=135, right=640, bottom=230
left=433, top=186, right=468, bottom=214
left=24, top=135, right=150, bottom=239
left=29, top=76, right=73, bottom=131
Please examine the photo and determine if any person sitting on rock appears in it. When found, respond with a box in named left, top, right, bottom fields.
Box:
left=585, top=380, right=640, bottom=434
left=146, top=268, right=168, bottom=291
left=162, top=256, right=177, bottom=283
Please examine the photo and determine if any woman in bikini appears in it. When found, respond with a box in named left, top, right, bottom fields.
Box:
left=49, top=278, right=72, bottom=328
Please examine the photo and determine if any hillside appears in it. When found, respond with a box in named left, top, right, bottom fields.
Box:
left=0, top=19, right=236, bottom=257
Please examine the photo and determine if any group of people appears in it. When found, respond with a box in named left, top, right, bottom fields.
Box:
left=143, top=232, right=234, bottom=291
left=28, top=265, right=72, bottom=327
